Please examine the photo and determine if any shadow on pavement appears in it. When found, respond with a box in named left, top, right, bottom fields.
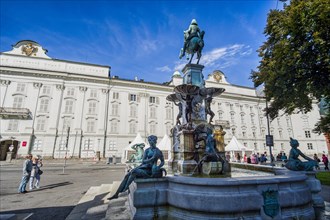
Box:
left=0, top=206, right=74, bottom=220
left=35, top=181, right=73, bottom=191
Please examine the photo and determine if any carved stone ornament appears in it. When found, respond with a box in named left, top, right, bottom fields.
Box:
left=262, top=189, right=280, bottom=218
left=213, top=71, right=222, bottom=82
left=22, top=43, right=38, bottom=56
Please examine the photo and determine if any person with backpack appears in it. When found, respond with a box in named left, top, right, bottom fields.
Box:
left=29, top=156, right=43, bottom=190
left=322, top=154, right=329, bottom=170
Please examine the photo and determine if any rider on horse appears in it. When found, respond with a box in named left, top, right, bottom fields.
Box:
left=180, top=19, right=202, bottom=59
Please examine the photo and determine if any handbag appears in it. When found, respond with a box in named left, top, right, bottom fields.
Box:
left=38, top=169, right=43, bottom=175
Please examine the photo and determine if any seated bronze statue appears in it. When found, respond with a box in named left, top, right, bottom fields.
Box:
left=108, top=135, right=166, bottom=200
left=285, top=138, right=318, bottom=171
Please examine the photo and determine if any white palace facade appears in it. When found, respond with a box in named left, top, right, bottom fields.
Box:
left=0, top=40, right=328, bottom=161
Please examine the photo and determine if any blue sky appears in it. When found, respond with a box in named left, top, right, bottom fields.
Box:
left=0, top=0, right=284, bottom=87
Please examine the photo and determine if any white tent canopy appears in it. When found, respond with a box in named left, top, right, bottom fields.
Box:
left=225, top=136, right=254, bottom=152
left=157, top=134, right=171, bottom=160
left=122, top=133, right=146, bottom=162
left=225, top=136, right=254, bottom=162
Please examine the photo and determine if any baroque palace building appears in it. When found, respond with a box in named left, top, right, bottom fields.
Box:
left=0, top=40, right=328, bottom=161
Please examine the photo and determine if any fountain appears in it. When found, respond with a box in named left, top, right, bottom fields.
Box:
left=119, top=20, right=324, bottom=220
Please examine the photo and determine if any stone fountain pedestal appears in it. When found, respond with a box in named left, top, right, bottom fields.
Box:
left=177, top=130, right=197, bottom=174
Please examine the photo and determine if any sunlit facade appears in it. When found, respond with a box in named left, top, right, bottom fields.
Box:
left=0, top=40, right=327, bottom=160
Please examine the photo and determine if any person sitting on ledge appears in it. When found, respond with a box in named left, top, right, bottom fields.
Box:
left=285, top=138, right=318, bottom=171
left=108, top=135, right=165, bottom=200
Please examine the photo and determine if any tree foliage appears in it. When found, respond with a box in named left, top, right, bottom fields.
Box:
left=251, top=0, right=330, bottom=133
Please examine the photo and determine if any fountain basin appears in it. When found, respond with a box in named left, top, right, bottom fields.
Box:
left=128, top=168, right=318, bottom=220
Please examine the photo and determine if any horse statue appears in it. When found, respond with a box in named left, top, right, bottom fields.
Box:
left=180, top=31, right=205, bottom=64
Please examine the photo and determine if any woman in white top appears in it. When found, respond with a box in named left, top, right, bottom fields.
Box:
left=29, top=157, right=43, bottom=190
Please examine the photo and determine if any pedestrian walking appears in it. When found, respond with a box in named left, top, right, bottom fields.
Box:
left=29, top=156, right=43, bottom=190
left=313, top=154, right=321, bottom=170
left=322, top=154, right=329, bottom=170
left=18, top=154, right=33, bottom=193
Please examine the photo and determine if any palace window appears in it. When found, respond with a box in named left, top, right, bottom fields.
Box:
left=307, top=143, right=313, bottom=150
left=277, top=118, right=281, bottom=126
left=13, top=96, right=24, bottom=108
left=16, top=83, right=26, bottom=93
left=66, top=88, right=75, bottom=96
left=113, top=92, right=119, bottom=99
left=240, top=114, right=245, bottom=124
left=219, top=111, right=223, bottom=119
left=230, top=104, right=234, bottom=111
left=42, top=85, right=51, bottom=95
left=36, top=117, right=46, bottom=131
left=39, top=98, right=50, bottom=112
left=279, top=130, right=283, bottom=138
left=88, top=101, right=97, bottom=114
left=63, top=118, right=71, bottom=131
left=7, top=120, right=18, bottom=131
left=84, top=139, right=93, bottom=150
left=305, top=130, right=311, bottom=138
left=254, top=143, right=257, bottom=150
left=230, top=112, right=235, bottom=123
left=129, top=122, right=137, bottom=134
left=130, top=94, right=137, bottom=102
left=303, top=117, right=309, bottom=127
left=90, top=89, right=97, bottom=98
left=59, top=140, right=66, bottom=150
left=242, top=131, right=246, bottom=137
left=166, top=108, right=172, bottom=120
left=150, top=107, right=157, bottom=118
left=110, top=121, right=118, bottom=133
left=251, top=114, right=255, bottom=124
left=150, top=122, right=157, bottom=134
left=149, top=96, right=156, bottom=104
left=286, top=117, right=291, bottom=127
left=130, top=105, right=137, bottom=117
left=111, top=104, right=119, bottom=116
left=231, top=128, right=236, bottom=136
left=108, top=141, right=116, bottom=151
left=33, top=139, right=42, bottom=151
left=64, top=100, right=74, bottom=113
left=87, top=120, right=96, bottom=132
left=166, top=123, right=172, bottom=135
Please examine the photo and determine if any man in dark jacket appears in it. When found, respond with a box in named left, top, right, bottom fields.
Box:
left=18, top=154, right=33, bottom=193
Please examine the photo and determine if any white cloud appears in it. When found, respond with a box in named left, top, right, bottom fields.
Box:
left=173, top=61, right=186, bottom=72
left=140, top=40, right=157, bottom=52
left=173, top=44, right=252, bottom=71
left=156, top=65, right=171, bottom=72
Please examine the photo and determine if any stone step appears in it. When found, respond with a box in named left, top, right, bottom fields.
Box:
left=108, top=181, right=121, bottom=198
left=104, top=191, right=130, bottom=220
left=98, top=184, right=113, bottom=203
left=66, top=184, right=112, bottom=220
left=82, top=204, right=109, bottom=220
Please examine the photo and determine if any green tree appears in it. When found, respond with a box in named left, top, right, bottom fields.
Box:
left=251, top=0, right=330, bottom=134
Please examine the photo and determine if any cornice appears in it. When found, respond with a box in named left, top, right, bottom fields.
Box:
left=0, top=68, right=111, bottom=85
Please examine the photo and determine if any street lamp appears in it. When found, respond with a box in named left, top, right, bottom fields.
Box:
left=256, top=88, right=274, bottom=165
left=265, top=100, right=274, bottom=165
